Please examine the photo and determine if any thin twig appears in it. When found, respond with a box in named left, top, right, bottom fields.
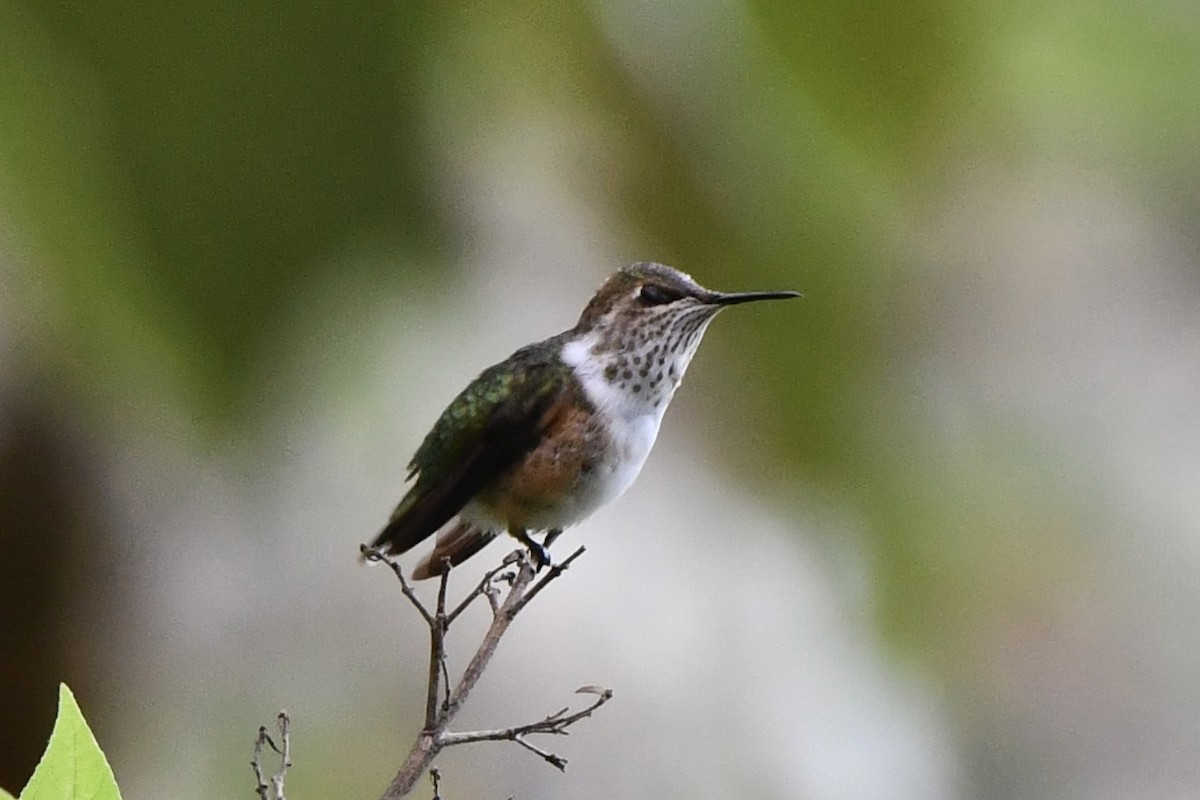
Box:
left=375, top=546, right=609, bottom=799
left=251, top=711, right=291, bottom=800
left=513, top=736, right=568, bottom=771
left=446, top=552, right=521, bottom=625
left=423, top=566, right=451, bottom=730
left=429, top=766, right=442, bottom=800
left=438, top=686, right=613, bottom=754
left=435, top=558, right=452, bottom=618
left=252, top=726, right=271, bottom=800
left=509, top=546, right=586, bottom=618
left=483, top=578, right=503, bottom=615
left=438, top=557, right=538, bottom=724
left=361, top=544, right=434, bottom=626
left=273, top=712, right=291, bottom=800
left=438, top=655, right=452, bottom=718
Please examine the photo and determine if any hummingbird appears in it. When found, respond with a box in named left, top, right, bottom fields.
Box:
left=369, top=262, right=799, bottom=579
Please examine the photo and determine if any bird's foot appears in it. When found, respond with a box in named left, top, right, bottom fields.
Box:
left=528, top=541, right=552, bottom=572
left=510, top=528, right=553, bottom=572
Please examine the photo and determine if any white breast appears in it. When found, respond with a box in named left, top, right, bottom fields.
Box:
left=559, top=335, right=670, bottom=521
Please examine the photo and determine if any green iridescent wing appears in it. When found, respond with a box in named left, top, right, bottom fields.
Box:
left=371, top=338, right=570, bottom=556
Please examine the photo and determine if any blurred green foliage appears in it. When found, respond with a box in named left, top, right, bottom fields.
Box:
left=3, top=0, right=1198, bottom=667
left=2, top=0, right=443, bottom=419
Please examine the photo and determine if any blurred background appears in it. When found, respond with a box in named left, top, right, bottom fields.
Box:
left=2, top=0, right=1199, bottom=798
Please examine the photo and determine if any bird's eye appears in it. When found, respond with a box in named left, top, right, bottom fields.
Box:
left=638, top=284, right=679, bottom=306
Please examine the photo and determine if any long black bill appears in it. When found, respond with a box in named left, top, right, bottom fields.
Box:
left=709, top=289, right=802, bottom=306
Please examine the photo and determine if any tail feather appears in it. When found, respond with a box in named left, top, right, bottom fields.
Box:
left=411, top=520, right=498, bottom=580
left=370, top=492, right=436, bottom=556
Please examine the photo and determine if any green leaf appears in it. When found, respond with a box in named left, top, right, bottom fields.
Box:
left=20, top=684, right=122, bottom=800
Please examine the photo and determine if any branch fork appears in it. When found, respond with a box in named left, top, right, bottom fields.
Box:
left=252, top=711, right=291, bottom=800
left=358, top=544, right=609, bottom=799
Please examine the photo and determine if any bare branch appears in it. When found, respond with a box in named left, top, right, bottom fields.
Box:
left=438, top=686, right=613, bottom=749
left=436, top=556, right=538, bottom=725
left=428, top=766, right=443, bottom=800
left=360, top=544, right=434, bottom=626
left=513, top=736, right=568, bottom=771
left=252, top=727, right=271, bottom=800
left=424, top=566, right=451, bottom=730
left=376, top=547, right=611, bottom=799
left=251, top=711, right=291, bottom=800
left=446, top=552, right=521, bottom=625
left=248, top=545, right=604, bottom=800
left=509, top=546, right=587, bottom=617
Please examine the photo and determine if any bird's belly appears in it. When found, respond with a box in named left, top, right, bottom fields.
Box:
left=467, top=410, right=659, bottom=532
left=549, top=413, right=656, bottom=526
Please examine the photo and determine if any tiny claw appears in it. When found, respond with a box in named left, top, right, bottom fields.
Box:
left=530, top=542, right=551, bottom=571
left=508, top=528, right=552, bottom=571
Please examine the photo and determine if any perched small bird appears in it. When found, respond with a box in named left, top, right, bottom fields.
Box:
left=370, top=262, right=799, bottom=578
